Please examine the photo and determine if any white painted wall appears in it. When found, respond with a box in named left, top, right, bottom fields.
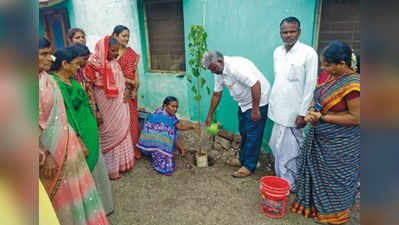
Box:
left=70, top=0, right=147, bottom=111
left=70, top=0, right=142, bottom=57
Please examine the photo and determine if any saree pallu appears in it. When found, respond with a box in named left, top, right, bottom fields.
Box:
left=51, top=74, right=114, bottom=214
left=118, top=47, right=141, bottom=159
left=51, top=74, right=99, bottom=172
left=292, top=74, right=360, bottom=224
left=85, top=36, right=119, bottom=98
left=136, top=108, right=178, bottom=175
left=39, top=72, right=108, bottom=225
left=117, top=48, right=140, bottom=81
left=49, top=130, right=109, bottom=225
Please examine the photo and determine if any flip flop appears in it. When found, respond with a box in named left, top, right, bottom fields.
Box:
left=225, top=158, right=241, bottom=167
left=232, top=167, right=251, bottom=178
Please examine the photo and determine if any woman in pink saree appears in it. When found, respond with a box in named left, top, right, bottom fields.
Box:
left=113, top=25, right=141, bottom=160
left=39, top=37, right=108, bottom=225
left=85, top=36, right=135, bottom=180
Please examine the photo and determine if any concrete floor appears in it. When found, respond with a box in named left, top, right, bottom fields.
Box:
left=107, top=152, right=360, bottom=225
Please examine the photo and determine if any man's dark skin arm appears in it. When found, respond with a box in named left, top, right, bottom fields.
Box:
left=205, top=91, right=222, bottom=125
left=251, top=81, right=261, bottom=122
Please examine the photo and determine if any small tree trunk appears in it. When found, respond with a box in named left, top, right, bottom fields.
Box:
left=198, top=74, right=202, bottom=153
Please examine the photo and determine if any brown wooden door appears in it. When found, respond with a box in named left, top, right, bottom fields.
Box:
left=40, top=8, right=70, bottom=50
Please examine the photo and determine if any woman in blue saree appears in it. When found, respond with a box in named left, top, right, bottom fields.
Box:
left=137, top=96, right=199, bottom=175
left=291, top=41, right=360, bottom=224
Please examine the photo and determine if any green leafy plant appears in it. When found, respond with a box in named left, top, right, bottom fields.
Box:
left=187, top=24, right=209, bottom=153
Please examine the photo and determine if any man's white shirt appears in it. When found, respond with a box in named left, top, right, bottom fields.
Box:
left=214, top=56, right=271, bottom=112
left=268, top=41, right=318, bottom=127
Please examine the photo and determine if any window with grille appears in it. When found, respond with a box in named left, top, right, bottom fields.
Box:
left=317, top=0, right=360, bottom=52
left=143, top=0, right=186, bottom=73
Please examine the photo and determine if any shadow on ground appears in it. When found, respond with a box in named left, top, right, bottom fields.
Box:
left=107, top=151, right=360, bottom=225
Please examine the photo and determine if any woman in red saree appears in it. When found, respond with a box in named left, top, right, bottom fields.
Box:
left=113, top=25, right=141, bottom=159
left=85, top=35, right=135, bottom=180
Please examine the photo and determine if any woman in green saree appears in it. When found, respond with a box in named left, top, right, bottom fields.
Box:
left=50, top=46, right=114, bottom=215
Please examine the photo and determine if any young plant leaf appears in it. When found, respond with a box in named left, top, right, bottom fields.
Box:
left=188, top=59, right=195, bottom=66
left=191, top=85, right=197, bottom=94
left=193, top=69, right=199, bottom=77
left=187, top=74, right=192, bottom=83
left=194, top=94, right=201, bottom=101
left=200, top=77, right=206, bottom=88
left=206, top=86, right=211, bottom=95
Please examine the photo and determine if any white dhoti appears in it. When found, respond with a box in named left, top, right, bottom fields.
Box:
left=269, top=123, right=303, bottom=191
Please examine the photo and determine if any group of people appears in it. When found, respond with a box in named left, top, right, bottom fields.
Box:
left=38, top=25, right=145, bottom=224
left=39, top=24, right=200, bottom=224
left=38, top=15, right=360, bottom=225
left=202, top=17, right=360, bottom=224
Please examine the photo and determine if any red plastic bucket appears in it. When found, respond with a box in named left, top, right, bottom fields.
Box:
left=260, top=176, right=290, bottom=218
